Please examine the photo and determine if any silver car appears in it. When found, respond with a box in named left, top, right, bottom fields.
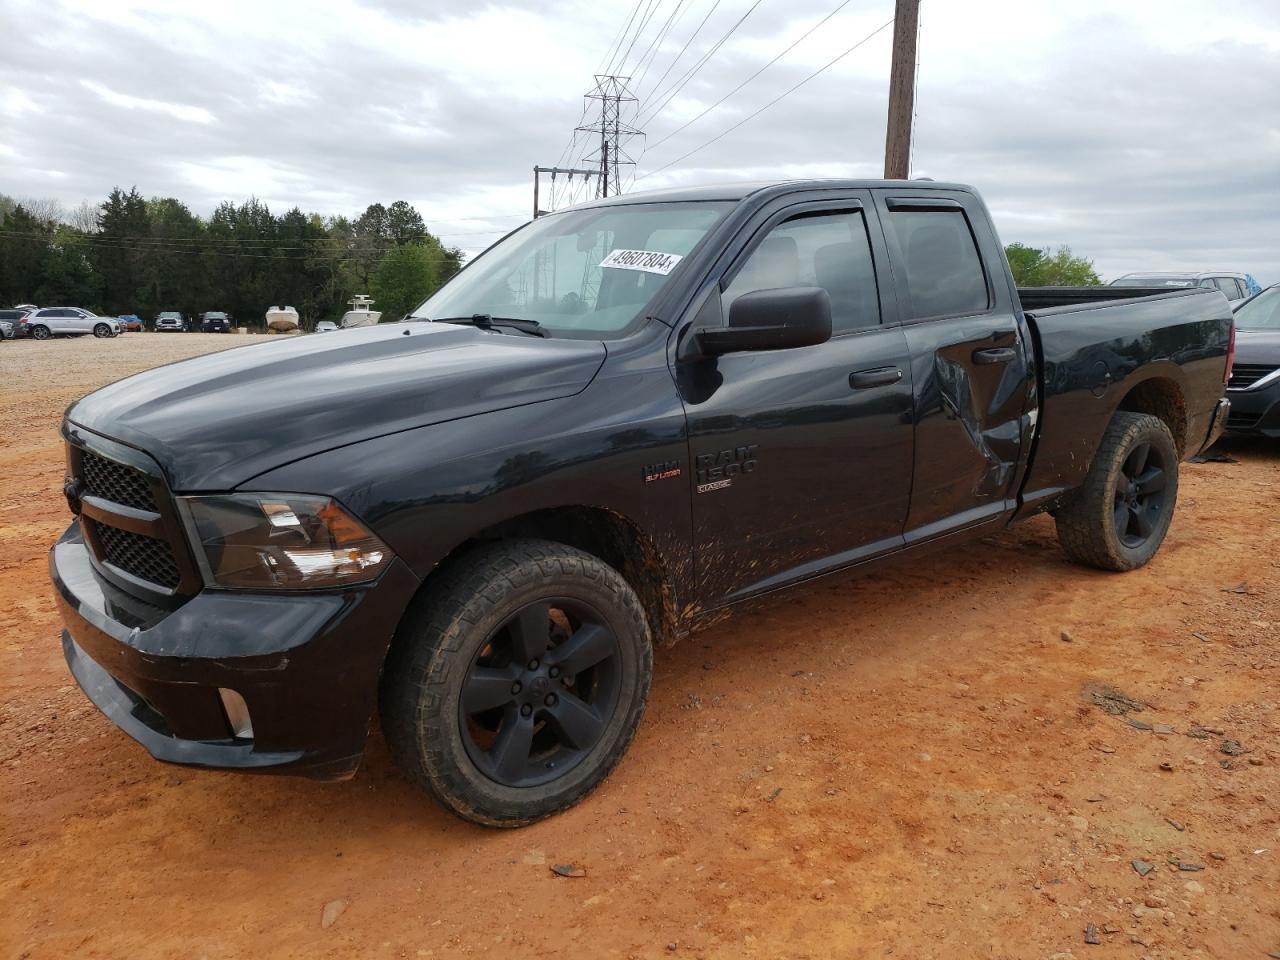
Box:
left=315, top=320, right=339, bottom=333
left=24, top=307, right=122, bottom=340
left=1110, top=271, right=1252, bottom=307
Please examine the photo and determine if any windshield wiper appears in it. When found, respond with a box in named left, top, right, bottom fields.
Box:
left=433, top=314, right=548, bottom=338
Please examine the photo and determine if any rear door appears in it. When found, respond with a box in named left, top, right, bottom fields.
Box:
left=874, top=190, right=1034, bottom=540
left=679, top=192, right=915, bottom=605
left=37, top=309, right=71, bottom=334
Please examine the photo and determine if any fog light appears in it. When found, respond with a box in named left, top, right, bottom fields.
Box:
left=218, top=688, right=254, bottom=739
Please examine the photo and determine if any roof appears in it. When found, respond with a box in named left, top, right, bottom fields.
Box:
left=563, top=178, right=971, bottom=209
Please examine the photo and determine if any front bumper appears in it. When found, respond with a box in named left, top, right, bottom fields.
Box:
left=50, top=523, right=419, bottom=779
left=1225, top=380, right=1280, bottom=438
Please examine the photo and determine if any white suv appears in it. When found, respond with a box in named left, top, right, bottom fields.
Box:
left=24, top=307, right=122, bottom=340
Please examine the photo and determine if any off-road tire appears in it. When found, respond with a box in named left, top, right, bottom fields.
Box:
left=1055, top=412, right=1179, bottom=571
left=380, top=539, right=652, bottom=827
left=31, top=325, right=51, bottom=341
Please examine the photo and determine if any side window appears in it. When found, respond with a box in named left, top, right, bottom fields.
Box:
left=883, top=208, right=990, bottom=319
left=1199, top=278, right=1217, bottom=290
left=722, top=211, right=881, bottom=333
left=1216, top=278, right=1242, bottom=298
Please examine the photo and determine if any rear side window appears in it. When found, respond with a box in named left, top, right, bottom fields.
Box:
left=884, top=208, right=990, bottom=319
left=1215, top=277, right=1242, bottom=298
left=723, top=211, right=881, bottom=333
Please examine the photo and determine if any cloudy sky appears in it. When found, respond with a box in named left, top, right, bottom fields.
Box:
left=2, top=0, right=1278, bottom=282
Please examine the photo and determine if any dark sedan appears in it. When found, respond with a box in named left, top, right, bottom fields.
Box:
left=1226, top=284, right=1280, bottom=437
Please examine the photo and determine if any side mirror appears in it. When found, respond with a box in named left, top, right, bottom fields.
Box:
left=695, top=286, right=832, bottom=357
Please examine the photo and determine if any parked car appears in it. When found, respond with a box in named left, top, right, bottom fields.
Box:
left=119, top=315, right=144, bottom=332
left=1110, top=271, right=1252, bottom=307
left=0, top=320, right=13, bottom=341
left=199, top=311, right=233, bottom=333
left=1224, top=283, right=1280, bottom=436
left=24, top=307, right=121, bottom=339
left=0, top=307, right=32, bottom=338
left=50, top=179, right=1233, bottom=827
left=315, top=320, right=338, bottom=333
left=155, top=312, right=187, bottom=332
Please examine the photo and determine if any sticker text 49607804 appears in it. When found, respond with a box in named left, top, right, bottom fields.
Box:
left=599, top=249, right=684, bottom=276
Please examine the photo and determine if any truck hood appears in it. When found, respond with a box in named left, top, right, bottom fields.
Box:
left=1235, top=329, right=1280, bottom=366
left=67, top=322, right=607, bottom=490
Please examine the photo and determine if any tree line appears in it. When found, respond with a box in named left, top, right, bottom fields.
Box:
left=0, top=188, right=466, bottom=327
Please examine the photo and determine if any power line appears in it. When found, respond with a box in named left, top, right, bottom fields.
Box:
left=0, top=228, right=503, bottom=248
left=630, top=0, right=690, bottom=93
left=555, top=0, right=651, bottom=170
left=633, top=0, right=724, bottom=105
left=635, top=16, right=894, bottom=181
left=611, top=0, right=663, bottom=75
left=636, top=0, right=764, bottom=128
left=0, top=232, right=470, bottom=263
left=642, top=0, right=856, bottom=156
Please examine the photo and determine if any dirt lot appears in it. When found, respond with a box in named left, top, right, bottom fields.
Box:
left=2, top=333, right=1278, bottom=959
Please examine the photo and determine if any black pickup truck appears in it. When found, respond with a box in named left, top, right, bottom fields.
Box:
left=50, top=180, right=1233, bottom=826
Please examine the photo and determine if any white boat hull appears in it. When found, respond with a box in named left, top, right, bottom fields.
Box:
left=265, top=307, right=300, bottom=332
left=341, top=310, right=381, bottom=328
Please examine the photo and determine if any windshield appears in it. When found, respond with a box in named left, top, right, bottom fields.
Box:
left=1234, top=287, right=1280, bottom=329
left=414, top=201, right=732, bottom=339
left=1111, top=276, right=1194, bottom=287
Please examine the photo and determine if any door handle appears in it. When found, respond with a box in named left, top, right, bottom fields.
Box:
left=849, top=366, right=903, bottom=389
left=972, top=346, right=1017, bottom=365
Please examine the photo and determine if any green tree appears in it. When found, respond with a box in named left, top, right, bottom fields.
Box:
left=33, top=226, right=101, bottom=306
left=1004, top=243, right=1102, bottom=286
left=370, top=241, right=447, bottom=322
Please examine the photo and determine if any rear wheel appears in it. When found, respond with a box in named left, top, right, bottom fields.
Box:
left=1055, top=412, right=1179, bottom=571
left=30, top=325, right=51, bottom=341
left=380, top=539, right=652, bottom=827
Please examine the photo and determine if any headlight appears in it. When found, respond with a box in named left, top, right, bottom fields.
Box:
left=178, top=493, right=392, bottom=589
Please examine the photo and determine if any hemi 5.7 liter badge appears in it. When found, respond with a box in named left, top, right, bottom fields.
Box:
left=695, top=445, right=758, bottom=494
left=643, top=460, right=682, bottom=483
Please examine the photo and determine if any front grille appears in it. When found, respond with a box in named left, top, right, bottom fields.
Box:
left=1227, top=364, right=1277, bottom=391
left=80, top=451, right=158, bottom=511
left=95, top=523, right=181, bottom=589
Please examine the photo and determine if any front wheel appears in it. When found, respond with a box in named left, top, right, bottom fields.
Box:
left=93, top=323, right=111, bottom=338
left=30, top=325, right=51, bottom=341
left=380, top=539, right=652, bottom=827
left=1055, top=411, right=1179, bottom=571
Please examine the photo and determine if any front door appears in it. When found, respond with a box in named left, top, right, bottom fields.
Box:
left=677, top=196, right=915, bottom=607
left=873, top=192, right=1033, bottom=539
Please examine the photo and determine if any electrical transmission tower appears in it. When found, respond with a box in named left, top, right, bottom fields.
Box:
left=575, top=75, right=642, bottom=198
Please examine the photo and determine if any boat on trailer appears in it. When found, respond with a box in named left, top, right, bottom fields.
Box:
left=341, top=294, right=381, bottom=329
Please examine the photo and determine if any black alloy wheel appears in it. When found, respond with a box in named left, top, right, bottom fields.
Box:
left=1056, top=411, right=1180, bottom=571
left=1113, top=440, right=1168, bottom=548
left=459, top=599, right=623, bottom=788
left=380, top=539, right=652, bottom=827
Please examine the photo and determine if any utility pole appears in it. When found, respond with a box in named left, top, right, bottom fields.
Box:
left=883, top=0, right=919, bottom=180
left=576, top=75, right=640, bottom=199
left=531, top=165, right=601, bottom=218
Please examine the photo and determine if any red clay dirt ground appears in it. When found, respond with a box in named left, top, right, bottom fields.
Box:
left=2, top=334, right=1278, bottom=959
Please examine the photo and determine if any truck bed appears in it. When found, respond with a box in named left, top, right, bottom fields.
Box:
left=1017, top=285, right=1178, bottom=311
left=1017, top=286, right=1232, bottom=509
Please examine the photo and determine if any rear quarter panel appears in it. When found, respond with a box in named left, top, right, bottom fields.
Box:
left=1019, top=288, right=1230, bottom=507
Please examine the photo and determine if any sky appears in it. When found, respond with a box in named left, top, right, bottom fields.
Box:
left=2, top=0, right=1278, bottom=283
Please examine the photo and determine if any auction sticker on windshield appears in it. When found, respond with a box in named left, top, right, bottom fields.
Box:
left=600, top=249, right=683, bottom=276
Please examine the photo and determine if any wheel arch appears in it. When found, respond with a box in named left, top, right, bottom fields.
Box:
left=400, top=504, right=679, bottom=648
left=1115, top=374, right=1188, bottom=457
